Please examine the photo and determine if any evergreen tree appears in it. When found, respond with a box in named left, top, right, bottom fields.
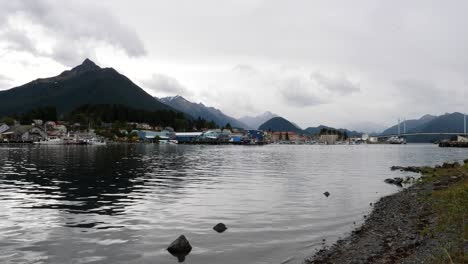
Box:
left=279, top=132, right=283, bottom=140
left=285, top=132, right=290, bottom=141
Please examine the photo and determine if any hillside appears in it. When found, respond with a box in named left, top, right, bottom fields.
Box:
left=239, top=111, right=278, bottom=129
left=305, top=125, right=362, bottom=137
left=381, top=114, right=436, bottom=135
left=0, top=59, right=173, bottom=116
left=381, top=113, right=466, bottom=142
left=258, top=117, right=304, bottom=134
left=158, top=96, right=248, bottom=128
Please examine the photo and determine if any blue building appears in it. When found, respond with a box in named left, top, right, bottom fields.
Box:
left=248, top=130, right=264, bottom=142
left=134, top=130, right=175, bottom=142
left=175, top=132, right=202, bottom=143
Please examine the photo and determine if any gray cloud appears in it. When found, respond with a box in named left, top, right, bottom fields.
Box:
left=1, top=1, right=467, bottom=127
left=0, top=0, right=146, bottom=66
left=142, top=74, right=191, bottom=96
left=278, top=77, right=325, bottom=107
left=0, top=29, right=38, bottom=54
left=310, top=72, right=360, bottom=95
left=232, top=64, right=258, bottom=76
left=393, top=79, right=443, bottom=103
left=0, top=74, right=12, bottom=90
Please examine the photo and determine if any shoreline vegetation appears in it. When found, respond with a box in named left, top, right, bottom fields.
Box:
left=306, top=160, right=468, bottom=263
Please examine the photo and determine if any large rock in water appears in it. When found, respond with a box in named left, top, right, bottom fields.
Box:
left=167, top=235, right=192, bottom=262
left=213, top=223, right=227, bottom=233
left=384, top=178, right=403, bottom=186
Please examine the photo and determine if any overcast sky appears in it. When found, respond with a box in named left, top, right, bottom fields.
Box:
left=0, top=0, right=467, bottom=131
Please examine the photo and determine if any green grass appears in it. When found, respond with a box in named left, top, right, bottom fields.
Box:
left=420, top=162, right=468, bottom=263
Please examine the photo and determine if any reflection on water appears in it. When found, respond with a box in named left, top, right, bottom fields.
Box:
left=0, top=144, right=467, bottom=263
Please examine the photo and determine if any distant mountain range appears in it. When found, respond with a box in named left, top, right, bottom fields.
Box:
left=381, top=112, right=466, bottom=142
left=304, top=125, right=362, bottom=137
left=158, top=95, right=248, bottom=128
left=0, top=59, right=172, bottom=116
left=258, top=116, right=304, bottom=134
left=238, top=111, right=278, bottom=129
left=257, top=116, right=364, bottom=137
left=1, top=58, right=464, bottom=141
left=344, top=121, right=388, bottom=134
left=381, top=114, right=437, bottom=135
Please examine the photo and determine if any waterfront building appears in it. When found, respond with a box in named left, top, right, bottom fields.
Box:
left=0, top=123, right=9, bottom=134
left=1, top=125, right=36, bottom=142
left=247, top=130, right=265, bottom=143
left=176, top=132, right=203, bottom=143
left=319, top=134, right=339, bottom=144
left=271, top=131, right=299, bottom=143
left=134, top=130, right=175, bottom=142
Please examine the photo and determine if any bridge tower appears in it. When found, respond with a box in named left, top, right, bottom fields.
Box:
left=403, top=118, right=406, bottom=134
left=397, top=118, right=400, bottom=135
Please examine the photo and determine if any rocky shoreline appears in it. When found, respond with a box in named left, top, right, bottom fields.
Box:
left=305, top=161, right=468, bottom=264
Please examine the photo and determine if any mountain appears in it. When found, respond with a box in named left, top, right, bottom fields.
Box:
left=344, top=121, right=388, bottom=134
left=305, top=125, right=362, bottom=137
left=239, top=111, right=278, bottom=129
left=158, top=95, right=248, bottom=128
left=381, top=114, right=437, bottom=135
left=382, top=113, right=466, bottom=142
left=258, top=117, right=304, bottom=134
left=0, top=59, right=173, bottom=116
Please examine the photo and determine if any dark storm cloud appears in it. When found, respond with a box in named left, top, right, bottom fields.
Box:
left=141, top=74, right=191, bottom=96
left=0, top=0, right=146, bottom=66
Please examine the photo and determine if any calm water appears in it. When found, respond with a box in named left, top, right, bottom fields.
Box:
left=0, top=144, right=467, bottom=264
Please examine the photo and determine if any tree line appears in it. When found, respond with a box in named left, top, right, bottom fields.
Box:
left=1, top=104, right=222, bottom=132
left=318, top=127, right=349, bottom=139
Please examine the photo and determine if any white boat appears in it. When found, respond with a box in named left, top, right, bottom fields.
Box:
left=387, top=136, right=406, bottom=144
left=159, top=139, right=178, bottom=144
left=34, top=137, right=64, bottom=145
left=86, top=138, right=106, bottom=145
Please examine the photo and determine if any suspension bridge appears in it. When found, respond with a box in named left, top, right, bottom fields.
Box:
left=377, top=113, right=467, bottom=139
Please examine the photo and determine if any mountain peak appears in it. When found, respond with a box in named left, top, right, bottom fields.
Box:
left=70, top=58, right=101, bottom=74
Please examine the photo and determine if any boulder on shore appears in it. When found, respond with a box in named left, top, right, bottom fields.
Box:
left=167, top=235, right=192, bottom=262
left=213, top=223, right=228, bottom=233
left=390, top=166, right=421, bottom=173
left=442, top=162, right=460, bottom=168
left=384, top=177, right=403, bottom=186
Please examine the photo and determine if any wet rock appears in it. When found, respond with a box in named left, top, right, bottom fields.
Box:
left=391, top=166, right=404, bottom=171
left=323, top=191, right=330, bottom=197
left=442, top=162, right=460, bottom=168
left=384, top=178, right=403, bottom=186
left=213, top=223, right=227, bottom=233
left=390, top=166, right=421, bottom=173
left=393, top=177, right=403, bottom=185
left=167, top=235, right=192, bottom=262
left=464, top=159, right=468, bottom=165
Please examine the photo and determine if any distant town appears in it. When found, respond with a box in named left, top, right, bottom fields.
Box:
left=0, top=117, right=368, bottom=145
left=3, top=115, right=467, bottom=146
